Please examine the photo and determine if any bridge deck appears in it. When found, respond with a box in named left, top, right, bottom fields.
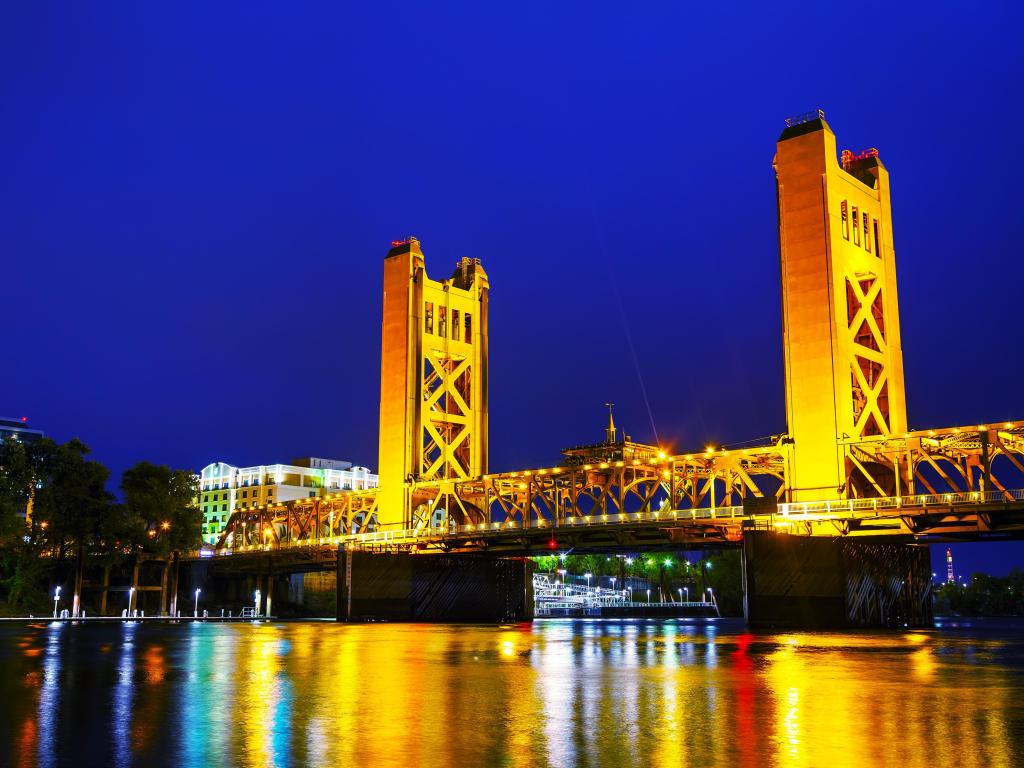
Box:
left=198, top=489, right=1024, bottom=566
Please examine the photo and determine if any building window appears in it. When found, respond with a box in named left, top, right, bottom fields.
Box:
left=452, top=309, right=461, bottom=340
left=425, top=302, right=434, bottom=334
left=203, top=494, right=209, bottom=502
left=221, top=504, right=227, bottom=511
left=864, top=215, right=871, bottom=252
left=873, top=221, right=881, bottom=258
left=852, top=208, right=860, bottom=246
left=841, top=201, right=849, bottom=240
left=464, top=312, right=472, bottom=341
left=438, top=306, right=447, bottom=338
left=242, top=490, right=247, bottom=497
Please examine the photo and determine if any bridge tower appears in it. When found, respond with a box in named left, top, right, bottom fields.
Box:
left=377, top=238, right=489, bottom=528
left=775, top=111, right=908, bottom=501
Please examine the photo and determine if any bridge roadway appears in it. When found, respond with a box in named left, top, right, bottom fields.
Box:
left=202, top=488, right=1024, bottom=571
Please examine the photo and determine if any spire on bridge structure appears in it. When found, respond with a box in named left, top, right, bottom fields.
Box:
left=377, top=237, right=490, bottom=528
left=775, top=111, right=908, bottom=502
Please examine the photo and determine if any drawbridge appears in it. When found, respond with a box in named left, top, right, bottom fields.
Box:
left=213, top=111, right=1024, bottom=565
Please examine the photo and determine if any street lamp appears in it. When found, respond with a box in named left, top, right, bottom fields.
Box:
left=194, top=588, right=201, bottom=617
left=646, top=588, right=651, bottom=603
left=584, top=573, right=592, bottom=590
left=677, top=587, right=683, bottom=604
left=254, top=589, right=261, bottom=617
left=128, top=586, right=135, bottom=616
left=557, top=568, right=567, bottom=586
left=684, top=587, right=689, bottom=603
left=610, top=576, right=617, bottom=590
left=53, top=586, right=61, bottom=618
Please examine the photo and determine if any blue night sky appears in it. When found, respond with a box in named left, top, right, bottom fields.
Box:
left=3, top=3, right=1022, bottom=577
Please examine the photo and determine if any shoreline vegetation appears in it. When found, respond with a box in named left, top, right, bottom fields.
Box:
left=0, top=436, right=201, bottom=617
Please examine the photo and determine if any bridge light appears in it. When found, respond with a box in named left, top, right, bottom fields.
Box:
left=705, top=446, right=714, bottom=454
left=658, top=451, right=666, bottom=460
left=547, top=539, right=557, bottom=549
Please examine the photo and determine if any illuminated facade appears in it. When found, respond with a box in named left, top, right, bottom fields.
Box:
left=198, top=458, right=377, bottom=545
left=775, top=111, right=907, bottom=501
left=0, top=415, right=44, bottom=444
left=377, top=238, right=489, bottom=528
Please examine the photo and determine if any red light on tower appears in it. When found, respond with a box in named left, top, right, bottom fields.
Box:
left=547, top=539, right=557, bottom=550
left=20, top=416, right=28, bottom=422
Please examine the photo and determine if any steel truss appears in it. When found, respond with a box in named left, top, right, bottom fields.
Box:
left=212, top=423, right=1024, bottom=556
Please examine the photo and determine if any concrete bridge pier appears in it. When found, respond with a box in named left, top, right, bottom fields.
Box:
left=338, top=549, right=534, bottom=622
left=741, top=531, right=933, bottom=629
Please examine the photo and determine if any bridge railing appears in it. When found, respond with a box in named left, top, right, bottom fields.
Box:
left=209, top=488, right=1024, bottom=556
left=777, top=488, right=1024, bottom=517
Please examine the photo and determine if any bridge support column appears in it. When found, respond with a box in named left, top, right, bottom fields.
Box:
left=338, top=549, right=533, bottom=622
left=742, top=531, right=932, bottom=629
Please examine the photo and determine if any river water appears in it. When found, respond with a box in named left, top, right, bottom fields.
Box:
left=1, top=618, right=1022, bottom=768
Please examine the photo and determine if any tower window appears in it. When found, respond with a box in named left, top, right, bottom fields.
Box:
left=852, top=208, right=860, bottom=246
left=840, top=201, right=849, bottom=240
left=464, top=312, right=472, bottom=341
left=439, top=306, right=447, bottom=338
left=452, top=309, right=461, bottom=341
left=425, top=302, right=434, bottom=334
left=873, top=221, right=881, bottom=258
left=864, top=216, right=871, bottom=252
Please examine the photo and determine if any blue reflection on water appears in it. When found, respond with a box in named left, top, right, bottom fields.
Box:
left=37, top=624, right=63, bottom=768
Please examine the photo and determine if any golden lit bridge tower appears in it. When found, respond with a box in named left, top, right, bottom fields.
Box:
left=776, top=110, right=907, bottom=502
left=377, top=237, right=489, bottom=529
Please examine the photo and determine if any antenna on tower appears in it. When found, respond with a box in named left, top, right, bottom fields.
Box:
left=604, top=402, right=617, bottom=444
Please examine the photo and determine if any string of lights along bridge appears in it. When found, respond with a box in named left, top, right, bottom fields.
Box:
left=208, top=111, right=1023, bottom=628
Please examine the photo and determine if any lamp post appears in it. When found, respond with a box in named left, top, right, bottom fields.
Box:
left=194, top=588, right=201, bottom=617
left=53, top=586, right=61, bottom=619
left=610, top=577, right=617, bottom=591
left=684, top=587, right=689, bottom=603
left=677, top=587, right=683, bottom=604
left=584, top=573, right=592, bottom=590
left=254, top=589, right=261, bottom=617
left=646, top=588, right=651, bottom=603
left=128, top=586, right=135, bottom=617
left=557, top=569, right=567, bottom=587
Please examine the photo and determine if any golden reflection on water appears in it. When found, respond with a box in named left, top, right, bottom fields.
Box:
left=3, top=620, right=1024, bottom=767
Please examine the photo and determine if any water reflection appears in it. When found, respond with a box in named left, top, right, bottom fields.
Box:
left=1, top=619, right=1023, bottom=767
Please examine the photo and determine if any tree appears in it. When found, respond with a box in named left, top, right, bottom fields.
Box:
left=121, top=462, right=201, bottom=614
left=25, top=438, right=116, bottom=615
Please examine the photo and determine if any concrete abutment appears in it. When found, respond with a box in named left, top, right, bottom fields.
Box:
left=742, top=531, right=933, bottom=629
left=338, top=550, right=534, bottom=622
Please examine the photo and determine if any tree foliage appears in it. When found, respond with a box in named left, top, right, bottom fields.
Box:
left=121, top=461, right=201, bottom=557
left=935, top=570, right=1024, bottom=616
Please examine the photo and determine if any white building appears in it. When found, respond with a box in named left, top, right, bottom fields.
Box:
left=198, top=457, right=377, bottom=545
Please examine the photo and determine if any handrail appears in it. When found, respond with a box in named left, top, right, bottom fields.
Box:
left=210, top=488, right=1024, bottom=556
